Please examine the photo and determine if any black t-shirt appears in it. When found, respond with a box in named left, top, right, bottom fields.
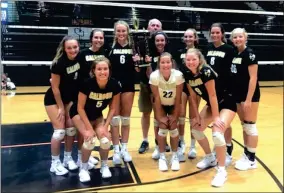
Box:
left=51, top=56, right=81, bottom=99
left=184, top=65, right=217, bottom=103
left=77, top=47, right=109, bottom=80
left=205, top=43, right=234, bottom=95
left=230, top=47, right=260, bottom=96
left=80, top=78, right=121, bottom=118
left=108, top=43, right=136, bottom=83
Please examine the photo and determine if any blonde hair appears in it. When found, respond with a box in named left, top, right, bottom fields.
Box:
left=186, top=48, right=217, bottom=77
left=157, top=52, right=176, bottom=70
left=52, top=36, right=78, bottom=66
left=183, top=28, right=199, bottom=46
left=112, top=20, right=132, bottom=48
left=230, top=27, right=248, bottom=41
left=90, top=56, right=111, bottom=78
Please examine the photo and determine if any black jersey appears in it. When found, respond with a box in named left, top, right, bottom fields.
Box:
left=230, top=47, right=260, bottom=100
left=184, top=65, right=218, bottom=103
left=174, top=48, right=189, bottom=74
left=205, top=43, right=234, bottom=94
left=51, top=56, right=81, bottom=100
left=77, top=47, right=109, bottom=80
left=108, top=43, right=136, bottom=83
left=79, top=78, right=121, bottom=119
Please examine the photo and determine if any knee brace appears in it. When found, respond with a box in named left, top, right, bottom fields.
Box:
left=100, top=137, right=111, bottom=150
left=169, top=128, right=179, bottom=137
left=154, top=119, right=159, bottom=127
left=83, top=137, right=97, bottom=150
left=121, top=116, right=130, bottom=126
left=212, top=131, right=226, bottom=146
left=66, top=127, right=76, bottom=136
left=110, top=116, right=120, bottom=127
left=52, top=129, right=65, bottom=141
left=243, top=121, right=258, bottom=136
left=191, top=129, right=205, bottom=140
left=158, top=128, right=168, bottom=137
left=178, top=117, right=185, bottom=125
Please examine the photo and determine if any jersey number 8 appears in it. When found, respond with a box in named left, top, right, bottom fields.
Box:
left=120, top=55, right=125, bottom=64
left=163, top=91, right=173, bottom=98
left=96, top=101, right=103, bottom=108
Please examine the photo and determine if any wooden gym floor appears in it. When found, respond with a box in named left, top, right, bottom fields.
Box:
left=1, top=81, right=283, bottom=192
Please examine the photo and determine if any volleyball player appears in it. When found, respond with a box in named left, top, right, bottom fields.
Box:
left=149, top=52, right=184, bottom=171
left=230, top=28, right=260, bottom=171
left=76, top=29, right=110, bottom=167
left=69, top=56, right=120, bottom=182
left=146, top=31, right=172, bottom=159
left=44, top=36, right=80, bottom=175
left=108, top=20, right=140, bottom=165
left=175, top=28, right=201, bottom=161
left=184, top=48, right=236, bottom=187
left=138, top=18, right=162, bottom=154
left=205, top=23, right=235, bottom=166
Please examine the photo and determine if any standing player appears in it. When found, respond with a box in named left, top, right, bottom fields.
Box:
left=174, top=28, right=201, bottom=160
left=76, top=29, right=109, bottom=168
left=44, top=36, right=80, bottom=175
left=184, top=48, right=236, bottom=187
left=149, top=52, right=184, bottom=171
left=138, top=18, right=162, bottom=154
left=108, top=20, right=140, bottom=165
left=205, top=23, right=235, bottom=166
left=69, top=57, right=120, bottom=182
left=230, top=28, right=260, bottom=171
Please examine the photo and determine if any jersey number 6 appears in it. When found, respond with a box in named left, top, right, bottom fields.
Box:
left=163, top=91, right=173, bottom=98
left=120, top=55, right=125, bottom=64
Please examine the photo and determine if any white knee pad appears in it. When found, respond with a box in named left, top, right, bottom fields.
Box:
left=110, top=116, right=120, bottom=127
left=100, top=137, right=111, bottom=150
left=83, top=137, right=97, bottom=150
left=154, top=119, right=159, bottom=127
left=52, top=129, right=65, bottom=141
left=66, top=127, right=76, bottom=136
left=212, top=131, right=226, bottom=146
left=169, top=128, right=179, bottom=138
left=178, top=117, right=185, bottom=125
left=158, top=128, right=168, bottom=137
left=243, top=123, right=258, bottom=136
left=121, top=116, right=130, bottom=126
left=191, top=129, right=205, bottom=140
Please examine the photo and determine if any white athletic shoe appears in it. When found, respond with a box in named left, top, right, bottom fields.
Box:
left=211, top=168, right=227, bottom=187
left=178, top=148, right=186, bottom=162
left=235, top=154, right=257, bottom=171
left=100, top=164, right=112, bottom=178
left=89, top=156, right=99, bottom=165
left=113, top=151, right=122, bottom=165
left=225, top=153, right=232, bottom=167
left=63, top=156, right=78, bottom=170
left=121, top=150, right=132, bottom=162
left=159, top=157, right=168, bottom=171
left=197, top=154, right=217, bottom=169
left=50, top=160, right=69, bottom=176
left=79, top=169, right=91, bottom=183
left=180, top=141, right=186, bottom=154
left=188, top=147, right=197, bottom=159
left=77, top=159, right=95, bottom=170
left=171, top=154, right=180, bottom=171
left=152, top=146, right=160, bottom=160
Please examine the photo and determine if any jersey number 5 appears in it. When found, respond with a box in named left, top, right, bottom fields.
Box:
left=120, top=55, right=125, bottom=64
left=163, top=91, right=173, bottom=98
left=96, top=101, right=103, bottom=108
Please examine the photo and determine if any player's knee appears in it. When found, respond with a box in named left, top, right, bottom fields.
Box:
left=121, top=116, right=130, bottom=126
left=83, top=137, right=97, bottom=150
left=191, top=129, right=205, bottom=140
left=158, top=128, right=168, bottom=137
left=66, top=127, right=76, bottom=136
left=100, top=137, right=111, bottom=150
left=52, top=129, right=65, bottom=141
left=154, top=119, right=159, bottom=127
left=212, top=131, right=226, bottom=146
left=169, top=128, right=179, bottom=138
left=243, top=121, right=258, bottom=136
left=178, top=117, right=185, bottom=125
left=110, top=116, right=120, bottom=127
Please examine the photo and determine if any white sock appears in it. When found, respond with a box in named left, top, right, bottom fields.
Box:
left=52, top=155, right=60, bottom=162
left=191, top=139, right=196, bottom=148
left=64, top=151, right=71, bottom=157
left=218, top=166, right=226, bottom=171
left=160, top=152, right=165, bottom=159
left=81, top=162, right=88, bottom=170
left=114, top=144, right=120, bottom=152
left=226, top=143, right=232, bottom=146
left=121, top=143, right=128, bottom=151
left=179, top=135, right=184, bottom=141
left=143, top=138, right=148, bottom=142
left=101, top=160, right=108, bottom=166
left=247, top=147, right=256, bottom=153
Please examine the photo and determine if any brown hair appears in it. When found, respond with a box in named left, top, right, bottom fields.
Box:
left=90, top=56, right=112, bottom=78
left=157, top=52, right=177, bottom=70
left=210, top=23, right=227, bottom=43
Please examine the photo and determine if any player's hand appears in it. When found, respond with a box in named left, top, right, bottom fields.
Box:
left=132, top=54, right=140, bottom=62
left=213, top=117, right=225, bottom=132
left=159, top=116, right=168, bottom=127
left=57, top=108, right=65, bottom=122
left=168, top=115, right=177, bottom=128
left=145, top=55, right=152, bottom=63
left=84, top=129, right=96, bottom=141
